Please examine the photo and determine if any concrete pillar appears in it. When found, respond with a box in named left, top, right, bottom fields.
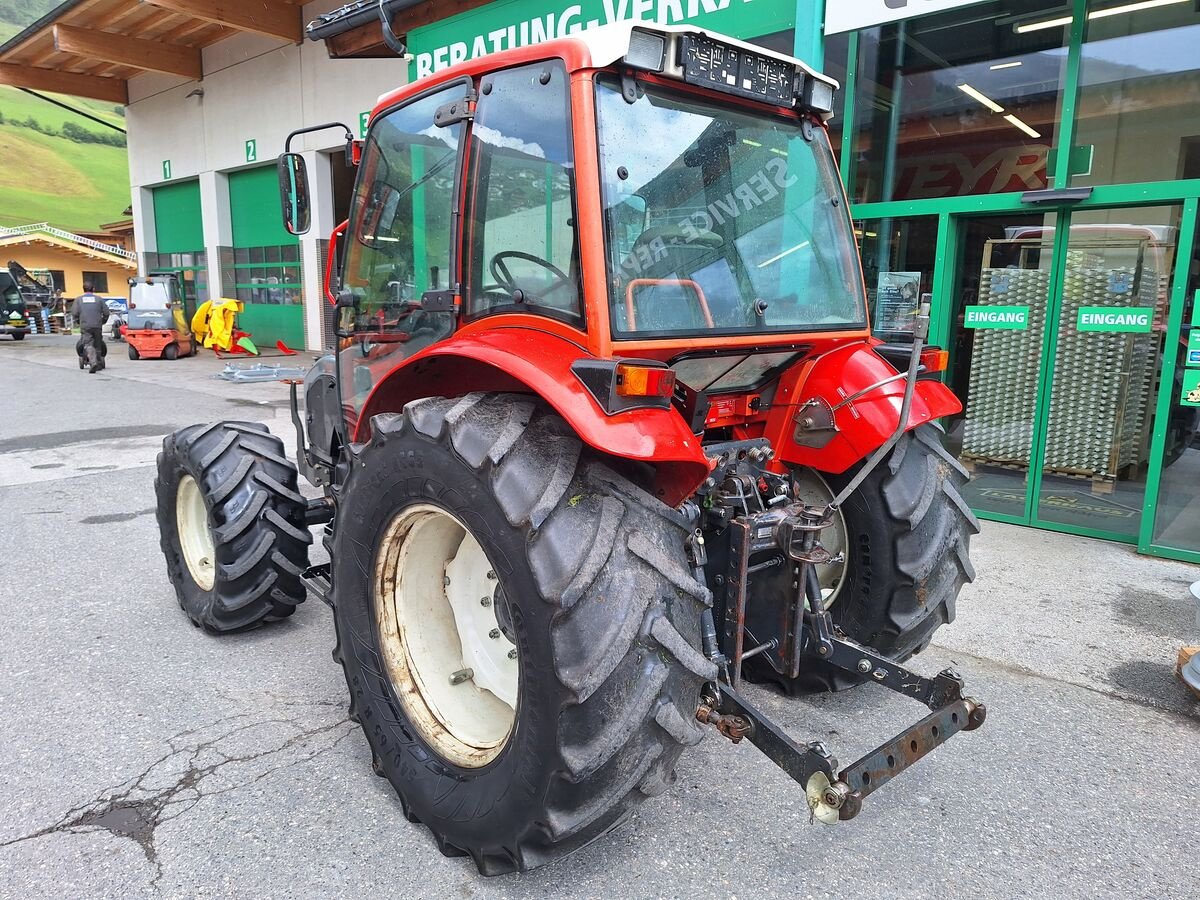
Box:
left=131, top=187, right=157, bottom=277
left=198, top=170, right=232, bottom=304
left=302, top=149, right=337, bottom=351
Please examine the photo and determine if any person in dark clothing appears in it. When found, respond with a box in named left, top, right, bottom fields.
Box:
left=72, top=281, right=109, bottom=374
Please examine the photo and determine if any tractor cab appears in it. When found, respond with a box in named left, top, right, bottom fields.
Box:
left=277, top=25, right=889, bottom=439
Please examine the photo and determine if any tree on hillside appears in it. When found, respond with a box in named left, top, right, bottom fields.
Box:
left=0, top=1, right=59, bottom=29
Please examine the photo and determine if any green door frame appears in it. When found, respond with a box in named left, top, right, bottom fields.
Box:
left=1137, top=197, right=1199, bottom=563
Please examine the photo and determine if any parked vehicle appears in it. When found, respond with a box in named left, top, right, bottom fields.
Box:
left=125, top=274, right=195, bottom=360
left=0, top=268, right=30, bottom=340
left=154, top=23, right=984, bottom=875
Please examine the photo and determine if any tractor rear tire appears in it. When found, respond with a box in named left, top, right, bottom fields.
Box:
left=128, top=344, right=139, bottom=360
left=154, top=421, right=311, bottom=632
left=330, top=394, right=714, bottom=875
left=758, top=423, right=979, bottom=694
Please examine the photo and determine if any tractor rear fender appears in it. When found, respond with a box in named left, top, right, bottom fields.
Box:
left=765, top=341, right=962, bottom=475
left=355, top=329, right=711, bottom=506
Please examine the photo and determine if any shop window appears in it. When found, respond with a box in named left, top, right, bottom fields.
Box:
left=747, top=30, right=795, bottom=55
left=1073, top=1, right=1200, bottom=187
left=855, top=216, right=938, bottom=341
left=82, top=271, right=108, bottom=293
left=849, top=1, right=1069, bottom=204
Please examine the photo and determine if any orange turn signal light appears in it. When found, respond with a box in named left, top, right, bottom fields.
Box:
left=615, top=363, right=676, bottom=399
left=919, top=348, right=949, bottom=373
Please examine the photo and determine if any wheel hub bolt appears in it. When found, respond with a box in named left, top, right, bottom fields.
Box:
left=488, top=628, right=501, bottom=640
left=449, top=668, right=474, bottom=685
left=507, top=649, right=517, bottom=660
left=480, top=596, right=492, bottom=607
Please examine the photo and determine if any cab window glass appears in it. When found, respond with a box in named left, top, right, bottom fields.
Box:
left=466, top=61, right=581, bottom=326
left=343, top=83, right=463, bottom=326
left=339, top=82, right=465, bottom=428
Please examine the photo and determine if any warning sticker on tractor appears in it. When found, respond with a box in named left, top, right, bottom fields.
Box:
left=1076, top=307, right=1152, bottom=333
left=1182, top=369, right=1200, bottom=407
left=964, top=305, right=1029, bottom=329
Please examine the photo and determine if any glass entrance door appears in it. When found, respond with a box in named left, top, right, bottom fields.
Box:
left=946, top=205, right=1183, bottom=541
left=943, top=212, right=1058, bottom=522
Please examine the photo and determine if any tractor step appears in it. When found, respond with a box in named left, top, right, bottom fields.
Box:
left=301, top=563, right=332, bottom=607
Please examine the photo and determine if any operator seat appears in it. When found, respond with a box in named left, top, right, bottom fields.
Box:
left=616, top=224, right=724, bottom=331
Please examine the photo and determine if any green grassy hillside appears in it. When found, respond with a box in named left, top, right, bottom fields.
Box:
left=0, top=88, right=131, bottom=233
left=0, top=3, right=131, bottom=232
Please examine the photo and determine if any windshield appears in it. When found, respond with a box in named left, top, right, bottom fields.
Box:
left=596, top=77, right=865, bottom=339
left=128, top=308, right=174, bottom=330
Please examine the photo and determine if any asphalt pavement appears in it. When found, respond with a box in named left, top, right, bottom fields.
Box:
left=1, top=334, right=1198, bottom=899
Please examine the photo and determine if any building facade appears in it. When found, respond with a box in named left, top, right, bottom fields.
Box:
left=0, top=0, right=1196, bottom=563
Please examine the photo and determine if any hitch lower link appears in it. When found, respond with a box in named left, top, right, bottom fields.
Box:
left=698, top=500, right=987, bottom=824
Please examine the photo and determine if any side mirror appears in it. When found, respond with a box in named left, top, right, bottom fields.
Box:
left=277, top=152, right=311, bottom=235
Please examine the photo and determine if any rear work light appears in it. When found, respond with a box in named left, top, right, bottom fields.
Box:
left=616, top=363, right=676, bottom=398
left=625, top=28, right=667, bottom=72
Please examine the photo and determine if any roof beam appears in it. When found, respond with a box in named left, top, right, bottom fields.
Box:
left=142, top=0, right=302, bottom=45
left=0, top=62, right=127, bottom=103
left=53, top=24, right=203, bottom=80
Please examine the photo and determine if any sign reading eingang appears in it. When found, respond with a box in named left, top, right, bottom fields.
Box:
left=1075, top=307, right=1152, bottom=333
left=407, top=0, right=792, bottom=79
left=964, top=305, right=1029, bottom=330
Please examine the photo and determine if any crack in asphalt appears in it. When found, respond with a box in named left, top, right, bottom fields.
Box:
left=0, top=710, right=354, bottom=888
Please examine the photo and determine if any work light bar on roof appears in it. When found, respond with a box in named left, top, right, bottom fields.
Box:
left=617, top=26, right=839, bottom=118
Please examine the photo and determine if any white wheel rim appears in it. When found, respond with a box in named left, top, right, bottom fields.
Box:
left=374, top=504, right=518, bottom=768
left=792, top=470, right=848, bottom=608
left=176, top=474, right=215, bottom=591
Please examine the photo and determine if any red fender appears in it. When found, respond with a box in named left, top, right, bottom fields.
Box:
left=766, top=341, right=962, bottom=474
left=355, top=329, right=710, bottom=506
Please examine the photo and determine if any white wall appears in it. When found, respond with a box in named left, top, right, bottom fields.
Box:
left=124, top=0, right=414, bottom=347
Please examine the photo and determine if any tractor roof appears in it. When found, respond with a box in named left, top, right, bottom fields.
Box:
left=372, top=22, right=839, bottom=122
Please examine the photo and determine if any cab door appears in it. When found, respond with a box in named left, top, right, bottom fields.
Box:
left=337, top=79, right=472, bottom=434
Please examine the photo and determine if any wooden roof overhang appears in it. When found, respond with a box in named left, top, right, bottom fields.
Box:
left=0, top=1, right=308, bottom=104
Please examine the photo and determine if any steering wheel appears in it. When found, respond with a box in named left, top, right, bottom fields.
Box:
left=488, top=251, right=573, bottom=299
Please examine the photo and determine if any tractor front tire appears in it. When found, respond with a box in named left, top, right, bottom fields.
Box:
left=154, top=421, right=311, bottom=632
left=766, top=423, right=979, bottom=694
left=330, top=394, right=714, bottom=874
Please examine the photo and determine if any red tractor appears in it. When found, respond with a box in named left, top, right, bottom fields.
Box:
left=155, top=24, right=983, bottom=874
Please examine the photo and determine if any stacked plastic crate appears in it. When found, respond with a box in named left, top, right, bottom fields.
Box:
left=1038, top=253, right=1160, bottom=486
left=961, top=266, right=1050, bottom=467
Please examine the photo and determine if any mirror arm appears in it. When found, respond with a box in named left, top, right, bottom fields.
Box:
left=284, top=122, right=356, bottom=155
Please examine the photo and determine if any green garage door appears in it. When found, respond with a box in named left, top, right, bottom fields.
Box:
left=227, top=166, right=304, bottom=348
left=150, top=180, right=208, bottom=305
